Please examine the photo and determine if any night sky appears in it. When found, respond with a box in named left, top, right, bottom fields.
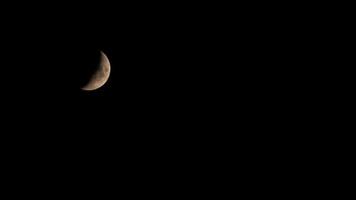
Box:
left=1, top=3, right=226, bottom=151
left=1, top=2, right=291, bottom=147
left=0, top=3, right=312, bottom=191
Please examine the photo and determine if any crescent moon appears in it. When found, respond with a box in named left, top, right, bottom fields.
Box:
left=81, top=51, right=111, bottom=91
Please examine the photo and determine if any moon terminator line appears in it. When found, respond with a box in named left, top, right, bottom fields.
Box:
left=81, top=51, right=111, bottom=91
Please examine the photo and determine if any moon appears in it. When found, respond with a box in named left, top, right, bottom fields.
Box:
left=81, top=51, right=111, bottom=91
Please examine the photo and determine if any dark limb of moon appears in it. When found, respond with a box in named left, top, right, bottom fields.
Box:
left=81, top=51, right=111, bottom=91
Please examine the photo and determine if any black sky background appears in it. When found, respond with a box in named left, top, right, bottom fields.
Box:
left=1, top=2, right=234, bottom=153
left=2, top=5, right=283, bottom=132
left=1, top=2, right=309, bottom=167
left=0, top=3, right=323, bottom=190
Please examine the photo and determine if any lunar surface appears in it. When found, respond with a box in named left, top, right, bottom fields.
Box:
left=81, top=51, right=111, bottom=91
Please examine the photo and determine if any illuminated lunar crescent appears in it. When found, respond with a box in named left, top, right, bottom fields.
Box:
left=81, top=51, right=111, bottom=91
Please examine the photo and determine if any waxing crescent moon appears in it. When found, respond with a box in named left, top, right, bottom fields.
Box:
left=81, top=51, right=111, bottom=91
